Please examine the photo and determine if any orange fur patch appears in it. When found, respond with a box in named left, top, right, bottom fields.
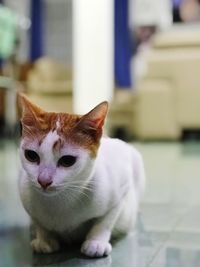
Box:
left=18, top=93, right=108, bottom=157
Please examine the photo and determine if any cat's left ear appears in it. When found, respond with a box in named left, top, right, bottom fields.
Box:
left=77, top=101, right=108, bottom=136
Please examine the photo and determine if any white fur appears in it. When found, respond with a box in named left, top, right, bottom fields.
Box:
left=19, top=135, right=145, bottom=257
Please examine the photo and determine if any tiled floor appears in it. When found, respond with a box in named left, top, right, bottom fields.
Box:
left=1, top=139, right=200, bottom=267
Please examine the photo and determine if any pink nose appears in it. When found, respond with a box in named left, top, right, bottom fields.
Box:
left=37, top=178, right=52, bottom=189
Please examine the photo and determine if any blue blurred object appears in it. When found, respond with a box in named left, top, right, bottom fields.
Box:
left=114, top=0, right=132, bottom=88
left=30, top=0, right=43, bottom=61
left=173, top=0, right=183, bottom=8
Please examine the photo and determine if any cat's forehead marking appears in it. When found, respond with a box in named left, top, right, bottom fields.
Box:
left=53, top=137, right=63, bottom=152
left=40, top=130, right=60, bottom=157
left=56, top=121, right=60, bottom=129
left=56, top=116, right=61, bottom=130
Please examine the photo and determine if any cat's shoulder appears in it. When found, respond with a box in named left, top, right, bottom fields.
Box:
left=100, top=137, right=142, bottom=158
left=99, top=137, right=139, bottom=156
left=101, top=136, right=128, bottom=147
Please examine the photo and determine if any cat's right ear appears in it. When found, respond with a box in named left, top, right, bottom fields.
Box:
left=17, top=92, right=45, bottom=121
left=17, top=93, right=45, bottom=136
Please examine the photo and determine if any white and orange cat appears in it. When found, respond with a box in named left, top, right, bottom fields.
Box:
left=18, top=93, right=145, bottom=258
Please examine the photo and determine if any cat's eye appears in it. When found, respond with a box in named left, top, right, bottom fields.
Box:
left=25, top=150, right=40, bottom=164
left=58, top=155, right=77, bottom=167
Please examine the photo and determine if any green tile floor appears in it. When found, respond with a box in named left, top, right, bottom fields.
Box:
left=1, top=140, right=200, bottom=267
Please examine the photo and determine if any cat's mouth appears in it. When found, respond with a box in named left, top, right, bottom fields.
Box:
left=38, top=187, right=61, bottom=196
left=41, top=186, right=55, bottom=193
left=32, top=183, right=57, bottom=194
left=31, top=180, right=65, bottom=195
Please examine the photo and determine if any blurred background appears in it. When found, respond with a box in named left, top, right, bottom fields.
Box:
left=1, top=0, right=200, bottom=266
left=0, top=0, right=200, bottom=141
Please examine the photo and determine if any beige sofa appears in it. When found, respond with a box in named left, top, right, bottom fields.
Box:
left=27, top=58, right=73, bottom=113
left=109, top=26, right=200, bottom=140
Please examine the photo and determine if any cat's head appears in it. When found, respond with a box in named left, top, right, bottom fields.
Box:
left=18, top=93, right=108, bottom=194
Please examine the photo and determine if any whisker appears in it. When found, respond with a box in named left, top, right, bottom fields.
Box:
left=67, top=185, right=93, bottom=192
left=56, top=180, right=95, bottom=190
left=62, top=188, right=90, bottom=205
left=65, top=186, right=91, bottom=202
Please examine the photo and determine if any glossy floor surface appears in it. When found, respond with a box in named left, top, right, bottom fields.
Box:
left=0, top=140, right=200, bottom=267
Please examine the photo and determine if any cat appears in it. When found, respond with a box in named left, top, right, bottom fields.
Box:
left=18, top=93, right=145, bottom=258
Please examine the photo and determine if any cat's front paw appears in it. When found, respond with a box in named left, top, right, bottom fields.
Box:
left=81, top=240, right=112, bottom=258
left=31, top=238, right=60, bottom=254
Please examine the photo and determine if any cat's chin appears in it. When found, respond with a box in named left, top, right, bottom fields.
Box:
left=41, top=190, right=59, bottom=197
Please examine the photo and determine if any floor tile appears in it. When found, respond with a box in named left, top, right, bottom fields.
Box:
left=1, top=140, right=200, bottom=266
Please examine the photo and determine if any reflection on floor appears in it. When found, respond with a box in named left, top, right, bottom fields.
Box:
left=0, top=139, right=200, bottom=267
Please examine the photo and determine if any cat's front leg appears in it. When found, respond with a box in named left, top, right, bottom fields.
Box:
left=31, top=225, right=60, bottom=254
left=81, top=204, right=122, bottom=258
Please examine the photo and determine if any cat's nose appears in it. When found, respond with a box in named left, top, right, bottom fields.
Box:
left=37, top=177, right=52, bottom=189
